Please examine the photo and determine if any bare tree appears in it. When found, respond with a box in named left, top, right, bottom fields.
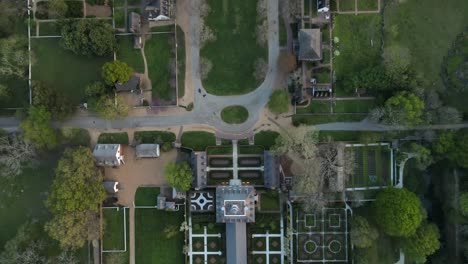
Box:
left=254, top=58, right=268, bottom=81
left=0, top=134, right=35, bottom=178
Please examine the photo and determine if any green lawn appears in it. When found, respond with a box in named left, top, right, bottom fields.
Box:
left=221, top=105, right=249, bottom=124
left=102, top=208, right=126, bottom=250
left=134, top=131, right=176, bottom=144
left=97, top=132, right=129, bottom=144
left=358, top=0, right=378, bottom=10
left=114, top=8, right=126, bottom=28
left=339, top=0, right=355, bottom=11
left=254, top=130, right=280, bottom=150
left=145, top=34, right=174, bottom=101
left=239, top=146, right=264, bottom=155
left=292, top=114, right=368, bottom=125
left=135, top=209, right=185, bottom=264
left=181, top=131, right=216, bottom=151
left=116, top=36, right=145, bottom=73
left=176, top=25, right=186, bottom=98
left=353, top=206, right=400, bottom=263
left=333, top=100, right=376, bottom=113
left=39, top=21, right=61, bottom=36
left=134, top=187, right=160, bottom=206
left=384, top=0, right=468, bottom=91
left=200, top=0, right=268, bottom=95
left=296, top=101, right=331, bottom=114
left=0, top=76, right=28, bottom=110
left=260, top=191, right=280, bottom=211
left=31, top=38, right=111, bottom=104
left=333, top=14, right=382, bottom=93
left=0, top=157, right=57, bottom=248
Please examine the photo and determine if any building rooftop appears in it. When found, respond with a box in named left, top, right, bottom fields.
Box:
left=298, top=28, right=322, bottom=61
left=93, top=144, right=122, bottom=166
left=115, top=75, right=140, bottom=92
left=135, top=144, right=160, bottom=158
left=216, top=184, right=255, bottom=223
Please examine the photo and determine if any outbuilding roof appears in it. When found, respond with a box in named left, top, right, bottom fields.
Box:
left=136, top=144, right=160, bottom=158
left=115, top=75, right=140, bottom=92
left=298, top=28, right=322, bottom=61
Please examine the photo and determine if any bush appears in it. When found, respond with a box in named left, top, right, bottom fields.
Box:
left=134, top=131, right=176, bottom=144
left=207, top=223, right=214, bottom=230
left=268, top=90, right=289, bottom=114
left=186, top=102, right=194, bottom=111
left=97, top=132, right=129, bottom=144
left=161, top=142, right=172, bottom=152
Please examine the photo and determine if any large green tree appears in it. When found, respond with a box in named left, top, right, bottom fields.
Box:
left=373, top=187, right=424, bottom=237
left=102, top=60, right=133, bottom=85
left=49, top=0, right=68, bottom=18
left=45, top=147, right=105, bottom=249
left=268, top=89, right=289, bottom=115
left=383, top=91, right=424, bottom=126
left=0, top=36, right=29, bottom=79
left=164, top=162, right=193, bottom=191
left=433, top=131, right=468, bottom=169
left=60, top=19, right=116, bottom=56
left=95, top=95, right=129, bottom=120
left=20, top=106, right=58, bottom=150
left=0, top=2, right=19, bottom=38
left=350, top=216, right=379, bottom=248
left=402, top=222, right=440, bottom=263
left=460, top=192, right=468, bottom=217
left=33, top=82, right=74, bottom=120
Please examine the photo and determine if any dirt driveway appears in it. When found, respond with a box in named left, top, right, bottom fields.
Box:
left=104, top=146, right=177, bottom=206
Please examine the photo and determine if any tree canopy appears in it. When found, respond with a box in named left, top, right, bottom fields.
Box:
left=268, top=89, right=289, bottom=114
left=45, top=147, right=105, bottom=248
left=373, top=187, right=424, bottom=237
left=433, top=131, right=468, bottom=169
left=20, top=106, right=58, bottom=150
left=407, top=143, right=433, bottom=170
left=164, top=162, right=193, bottom=191
left=460, top=192, right=468, bottom=217
left=0, top=134, right=35, bottom=178
left=95, top=95, right=129, bottom=120
left=350, top=216, right=379, bottom=249
left=60, top=19, right=116, bottom=56
left=0, top=36, right=29, bottom=79
left=102, top=60, right=133, bottom=85
left=33, top=82, right=74, bottom=120
left=402, top=222, right=441, bottom=263
left=383, top=91, right=425, bottom=126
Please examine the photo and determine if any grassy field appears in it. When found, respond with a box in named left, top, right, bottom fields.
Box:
left=176, top=25, right=186, bottom=98
left=181, top=131, right=216, bottom=151
left=296, top=101, right=331, bottom=114
left=333, top=100, right=376, bottom=113
left=102, top=208, right=126, bottom=250
left=117, top=36, right=145, bottom=73
left=134, top=187, right=160, bottom=206
left=293, top=113, right=367, bottom=125
left=357, top=0, right=378, bottom=10
left=200, top=0, right=268, bottom=95
left=134, top=131, right=176, bottom=144
left=384, top=0, right=468, bottom=92
left=98, top=132, right=129, bottom=144
left=254, top=130, right=280, bottom=150
left=333, top=14, right=382, bottom=94
left=260, top=191, right=280, bottom=211
left=339, top=0, right=355, bottom=11
left=32, top=38, right=111, bottom=104
left=353, top=206, right=400, bottom=263
left=145, top=34, right=174, bottom=101
left=221, top=105, right=249, bottom=124
left=114, top=8, right=125, bottom=28
left=135, top=208, right=185, bottom=263
left=39, top=21, right=61, bottom=36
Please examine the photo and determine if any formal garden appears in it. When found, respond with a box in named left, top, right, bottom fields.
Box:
left=292, top=206, right=349, bottom=263
left=200, top=0, right=268, bottom=95
left=345, top=143, right=393, bottom=189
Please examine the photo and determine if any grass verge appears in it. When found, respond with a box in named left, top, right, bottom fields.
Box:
left=181, top=131, right=216, bottom=151
left=221, top=105, right=249, bottom=124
